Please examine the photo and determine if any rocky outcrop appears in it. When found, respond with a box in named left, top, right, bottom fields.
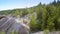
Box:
left=0, top=16, right=30, bottom=34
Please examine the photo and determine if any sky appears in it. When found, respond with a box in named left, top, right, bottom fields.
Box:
left=0, top=0, right=55, bottom=11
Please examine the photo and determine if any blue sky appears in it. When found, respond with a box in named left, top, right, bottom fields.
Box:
left=0, top=0, right=55, bottom=11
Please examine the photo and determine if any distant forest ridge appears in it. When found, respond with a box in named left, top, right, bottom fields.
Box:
left=0, top=0, right=60, bottom=16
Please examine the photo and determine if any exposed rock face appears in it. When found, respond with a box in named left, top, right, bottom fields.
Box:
left=0, top=16, right=30, bottom=34
left=0, top=15, right=6, bottom=19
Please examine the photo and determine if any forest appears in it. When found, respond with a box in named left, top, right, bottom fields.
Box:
left=0, top=0, right=60, bottom=34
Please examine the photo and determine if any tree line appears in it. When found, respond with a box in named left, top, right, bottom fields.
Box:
left=30, top=0, right=60, bottom=31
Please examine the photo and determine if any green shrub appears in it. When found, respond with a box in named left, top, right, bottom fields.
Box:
left=30, top=14, right=37, bottom=31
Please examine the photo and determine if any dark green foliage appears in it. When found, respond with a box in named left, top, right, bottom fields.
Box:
left=30, top=14, right=37, bottom=31
left=30, top=0, right=60, bottom=31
